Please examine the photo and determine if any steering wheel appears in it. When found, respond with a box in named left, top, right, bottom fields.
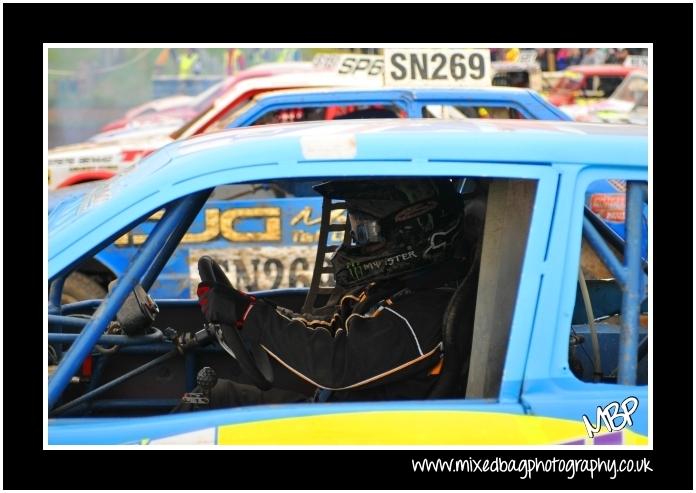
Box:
left=198, top=256, right=274, bottom=390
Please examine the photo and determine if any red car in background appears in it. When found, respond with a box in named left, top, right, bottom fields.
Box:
left=48, top=65, right=382, bottom=189
left=100, top=62, right=314, bottom=132
left=546, top=64, right=637, bottom=107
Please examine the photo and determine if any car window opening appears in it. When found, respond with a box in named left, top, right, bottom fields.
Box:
left=48, top=175, right=544, bottom=416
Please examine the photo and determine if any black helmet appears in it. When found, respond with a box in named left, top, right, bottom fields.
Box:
left=314, top=178, right=465, bottom=288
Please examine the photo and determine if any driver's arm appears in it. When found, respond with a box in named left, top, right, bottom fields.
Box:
left=240, top=291, right=447, bottom=390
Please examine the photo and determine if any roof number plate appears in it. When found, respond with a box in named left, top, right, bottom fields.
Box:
left=384, top=48, right=492, bottom=87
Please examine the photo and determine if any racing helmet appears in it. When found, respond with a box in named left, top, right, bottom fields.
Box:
left=313, top=178, right=466, bottom=288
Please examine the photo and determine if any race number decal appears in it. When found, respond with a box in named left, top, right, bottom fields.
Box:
left=188, top=246, right=335, bottom=296
left=384, top=48, right=491, bottom=87
left=312, top=53, right=384, bottom=78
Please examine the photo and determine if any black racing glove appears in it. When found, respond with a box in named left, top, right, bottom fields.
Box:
left=196, top=281, right=256, bottom=329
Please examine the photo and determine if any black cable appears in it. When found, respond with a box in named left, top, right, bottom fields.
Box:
left=48, top=345, right=58, bottom=365
left=637, top=335, right=648, bottom=361
left=571, top=327, right=597, bottom=376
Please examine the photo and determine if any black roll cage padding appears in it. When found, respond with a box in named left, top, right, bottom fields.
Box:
left=427, top=248, right=481, bottom=399
left=428, top=189, right=486, bottom=399
left=301, top=196, right=350, bottom=314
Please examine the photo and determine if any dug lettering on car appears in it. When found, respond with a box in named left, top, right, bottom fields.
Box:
left=100, top=197, right=344, bottom=298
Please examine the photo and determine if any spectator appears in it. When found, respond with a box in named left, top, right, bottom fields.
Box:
left=627, top=48, right=647, bottom=56
left=490, top=49, right=507, bottom=62
left=566, top=48, right=583, bottom=66
left=536, top=48, right=551, bottom=71
left=154, top=48, right=171, bottom=75
left=226, top=48, right=246, bottom=75
left=504, top=47, right=520, bottom=62
left=580, top=48, right=607, bottom=65
left=178, top=49, right=200, bottom=93
left=556, top=48, right=571, bottom=70
left=607, top=48, right=629, bottom=65
left=178, top=49, right=198, bottom=78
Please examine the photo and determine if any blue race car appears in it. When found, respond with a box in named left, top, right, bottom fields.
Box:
left=48, top=119, right=648, bottom=445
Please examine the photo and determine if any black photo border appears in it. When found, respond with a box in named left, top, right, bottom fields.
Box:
left=3, top=2, right=691, bottom=490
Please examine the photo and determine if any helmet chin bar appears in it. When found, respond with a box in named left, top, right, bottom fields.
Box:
left=331, top=214, right=464, bottom=289
left=361, top=241, right=387, bottom=254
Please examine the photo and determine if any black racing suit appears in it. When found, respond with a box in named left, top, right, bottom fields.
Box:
left=208, top=281, right=454, bottom=408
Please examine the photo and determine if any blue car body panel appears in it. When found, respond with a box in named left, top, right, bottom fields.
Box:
left=49, top=119, right=646, bottom=279
left=48, top=120, right=648, bottom=444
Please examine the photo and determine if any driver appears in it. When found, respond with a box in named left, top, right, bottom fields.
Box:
left=194, top=178, right=474, bottom=407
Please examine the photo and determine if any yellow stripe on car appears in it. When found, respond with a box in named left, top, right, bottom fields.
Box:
left=216, top=410, right=648, bottom=445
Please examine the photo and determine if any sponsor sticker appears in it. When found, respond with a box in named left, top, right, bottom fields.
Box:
left=188, top=246, right=335, bottom=295
left=142, top=427, right=216, bottom=445
left=78, top=182, right=113, bottom=213
left=300, top=134, right=357, bottom=160
left=312, top=53, right=384, bottom=78
left=590, top=193, right=626, bottom=223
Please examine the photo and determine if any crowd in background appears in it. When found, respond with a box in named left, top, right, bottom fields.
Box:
left=48, top=47, right=649, bottom=147
left=158, top=48, right=649, bottom=80
left=490, top=48, right=648, bottom=71
left=153, top=48, right=304, bottom=78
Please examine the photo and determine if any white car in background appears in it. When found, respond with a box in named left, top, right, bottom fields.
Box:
left=561, top=71, right=648, bottom=124
left=87, top=119, right=185, bottom=143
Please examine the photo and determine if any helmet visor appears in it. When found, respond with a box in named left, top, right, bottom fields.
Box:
left=348, top=211, right=383, bottom=246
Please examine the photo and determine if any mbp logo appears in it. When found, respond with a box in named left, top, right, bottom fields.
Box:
left=582, top=396, right=639, bottom=439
